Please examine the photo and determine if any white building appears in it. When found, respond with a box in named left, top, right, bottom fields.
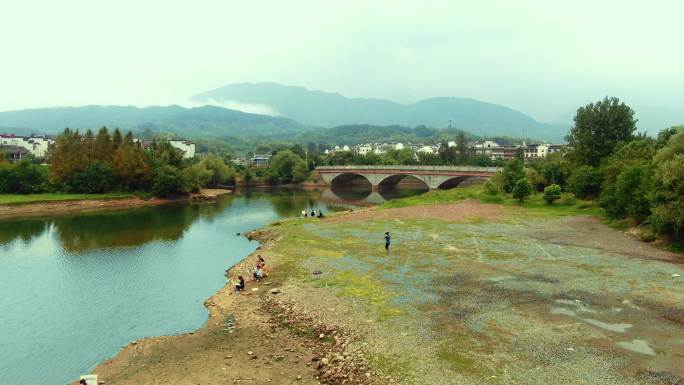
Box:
left=168, top=139, right=196, bottom=158
left=0, top=135, right=53, bottom=159
left=417, top=145, right=436, bottom=154
left=356, top=144, right=373, bottom=155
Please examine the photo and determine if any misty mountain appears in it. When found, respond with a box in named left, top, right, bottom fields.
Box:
left=193, top=82, right=569, bottom=142
left=551, top=106, right=684, bottom=136
left=0, top=105, right=309, bottom=138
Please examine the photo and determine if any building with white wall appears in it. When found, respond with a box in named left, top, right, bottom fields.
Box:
left=168, top=139, right=196, bottom=158
left=0, top=135, right=53, bottom=159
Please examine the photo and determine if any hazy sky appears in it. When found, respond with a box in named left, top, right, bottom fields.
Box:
left=1, top=0, right=682, bottom=121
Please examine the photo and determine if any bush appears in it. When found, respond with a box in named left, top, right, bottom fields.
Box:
left=502, top=158, right=525, bottom=193
left=68, top=161, right=116, bottom=193
left=512, top=178, right=532, bottom=203
left=0, top=161, right=49, bottom=194
left=558, top=192, right=577, bottom=206
left=483, top=180, right=500, bottom=195
left=151, top=165, right=187, bottom=197
left=183, top=162, right=212, bottom=192
left=569, top=165, right=601, bottom=199
left=543, top=184, right=562, bottom=205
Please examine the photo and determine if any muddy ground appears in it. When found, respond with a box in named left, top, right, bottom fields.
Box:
left=87, top=200, right=684, bottom=385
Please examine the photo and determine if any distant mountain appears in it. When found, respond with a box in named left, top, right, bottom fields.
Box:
left=551, top=106, right=684, bottom=136
left=193, top=82, right=569, bottom=142
left=0, top=105, right=309, bottom=138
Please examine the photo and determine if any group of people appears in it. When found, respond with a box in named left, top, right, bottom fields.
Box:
left=233, top=232, right=391, bottom=294
left=233, top=255, right=268, bottom=293
left=302, top=208, right=324, bottom=218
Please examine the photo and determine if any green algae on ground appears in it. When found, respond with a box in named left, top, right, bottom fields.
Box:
left=265, top=200, right=684, bottom=384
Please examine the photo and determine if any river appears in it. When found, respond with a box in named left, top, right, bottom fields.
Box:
left=0, top=186, right=424, bottom=385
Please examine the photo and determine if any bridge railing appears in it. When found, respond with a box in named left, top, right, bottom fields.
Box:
left=315, top=165, right=502, bottom=172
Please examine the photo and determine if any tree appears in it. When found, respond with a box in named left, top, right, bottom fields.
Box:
left=0, top=160, right=49, bottom=193
left=49, top=128, right=88, bottom=184
left=268, top=150, right=309, bottom=183
left=199, top=154, right=235, bottom=187
left=656, top=126, right=681, bottom=149
left=438, top=141, right=458, bottom=164
left=502, top=158, right=525, bottom=193
left=94, top=127, right=113, bottom=162
left=612, top=163, right=653, bottom=221
left=512, top=178, right=531, bottom=203
left=650, top=131, right=684, bottom=241
left=543, top=184, right=562, bottom=205
left=83, top=129, right=95, bottom=162
left=112, top=128, right=123, bottom=151
left=566, top=97, right=636, bottom=167
left=151, top=140, right=184, bottom=168
left=456, top=132, right=469, bottom=164
left=183, top=162, right=212, bottom=192
left=526, top=168, right=545, bottom=192
left=569, top=165, right=601, bottom=199
left=151, top=164, right=187, bottom=197
left=650, top=154, right=684, bottom=242
left=112, top=142, right=150, bottom=190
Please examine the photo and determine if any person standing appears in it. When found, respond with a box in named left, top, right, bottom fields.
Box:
left=384, top=232, right=391, bottom=255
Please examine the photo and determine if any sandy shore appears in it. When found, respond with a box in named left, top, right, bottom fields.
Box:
left=0, top=189, right=231, bottom=219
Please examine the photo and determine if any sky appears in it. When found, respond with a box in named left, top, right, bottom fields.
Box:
left=1, top=0, right=683, bottom=121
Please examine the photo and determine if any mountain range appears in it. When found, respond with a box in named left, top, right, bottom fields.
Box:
left=1, top=82, right=681, bottom=144
left=193, top=82, right=568, bottom=141
left=0, top=104, right=307, bottom=138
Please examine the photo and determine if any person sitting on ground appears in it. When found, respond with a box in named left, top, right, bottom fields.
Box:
left=311, top=209, right=316, bottom=217
left=257, top=255, right=269, bottom=276
left=301, top=209, right=306, bottom=217
left=234, top=276, right=245, bottom=293
left=253, top=263, right=264, bottom=281
left=317, top=210, right=324, bottom=218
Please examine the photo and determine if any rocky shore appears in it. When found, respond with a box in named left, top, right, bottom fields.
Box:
left=83, top=227, right=382, bottom=385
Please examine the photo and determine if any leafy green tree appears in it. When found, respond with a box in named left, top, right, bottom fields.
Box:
left=69, top=161, right=116, bottom=193
left=150, top=140, right=184, bottom=168
left=383, top=148, right=417, bottom=165
left=566, top=97, right=636, bottom=166
left=656, top=126, right=681, bottom=149
left=151, top=164, right=187, bottom=196
left=611, top=163, right=653, bottom=221
left=512, top=178, right=532, bottom=203
left=94, top=127, right=113, bottom=162
left=502, top=158, right=525, bottom=193
left=526, top=168, right=545, bottom=192
left=456, top=132, right=469, bottom=164
left=543, top=184, right=562, bottom=205
left=569, top=165, right=601, bottom=199
left=649, top=131, right=684, bottom=241
left=183, top=162, right=212, bottom=192
left=438, top=141, right=458, bottom=164
left=268, top=150, right=309, bottom=183
left=650, top=153, right=684, bottom=242
left=199, top=154, right=235, bottom=187
left=0, top=161, right=49, bottom=193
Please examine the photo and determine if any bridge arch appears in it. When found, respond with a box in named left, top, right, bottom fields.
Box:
left=329, top=172, right=372, bottom=188
left=377, top=174, right=430, bottom=190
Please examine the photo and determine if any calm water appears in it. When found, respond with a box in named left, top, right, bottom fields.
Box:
left=0, top=187, right=424, bottom=385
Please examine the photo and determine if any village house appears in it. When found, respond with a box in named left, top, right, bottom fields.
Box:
left=0, top=145, right=30, bottom=162
left=0, top=134, right=54, bottom=159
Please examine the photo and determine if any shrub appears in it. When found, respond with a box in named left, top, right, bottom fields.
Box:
left=569, top=165, right=601, bottom=199
left=483, top=180, right=500, bottom=195
left=151, top=165, right=187, bottom=197
left=512, top=178, right=531, bottom=203
left=68, top=161, right=116, bottom=193
left=558, top=192, right=577, bottom=206
left=543, top=184, right=562, bottom=205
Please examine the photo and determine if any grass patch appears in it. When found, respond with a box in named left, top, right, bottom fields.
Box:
left=380, top=184, right=602, bottom=217
left=0, top=192, right=138, bottom=205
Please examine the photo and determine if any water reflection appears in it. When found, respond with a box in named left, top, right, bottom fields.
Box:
left=0, top=187, right=427, bottom=252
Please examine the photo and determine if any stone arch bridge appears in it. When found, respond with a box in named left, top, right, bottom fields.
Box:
left=316, top=165, right=501, bottom=190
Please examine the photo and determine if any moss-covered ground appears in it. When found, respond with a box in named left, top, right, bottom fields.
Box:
left=265, top=188, right=684, bottom=384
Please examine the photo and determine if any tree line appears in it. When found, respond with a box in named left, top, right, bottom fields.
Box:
left=484, top=97, right=683, bottom=244
left=0, top=127, right=236, bottom=196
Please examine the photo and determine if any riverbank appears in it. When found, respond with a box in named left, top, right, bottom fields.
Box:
left=84, top=189, right=684, bottom=385
left=0, top=189, right=231, bottom=219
